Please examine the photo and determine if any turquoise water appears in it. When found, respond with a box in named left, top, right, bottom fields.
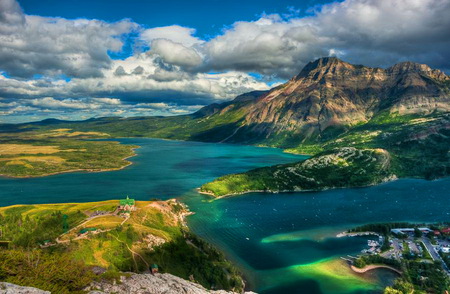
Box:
left=1, top=138, right=449, bottom=294
left=0, top=138, right=303, bottom=206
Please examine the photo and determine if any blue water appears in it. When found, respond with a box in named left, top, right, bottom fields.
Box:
left=0, top=138, right=303, bottom=206
left=1, top=138, right=449, bottom=294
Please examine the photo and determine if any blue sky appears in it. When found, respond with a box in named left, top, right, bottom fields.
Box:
left=19, top=0, right=328, bottom=61
left=1, top=0, right=449, bottom=123
left=19, top=0, right=326, bottom=36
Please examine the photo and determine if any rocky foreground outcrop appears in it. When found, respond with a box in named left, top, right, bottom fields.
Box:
left=87, top=273, right=256, bottom=294
left=0, top=282, right=49, bottom=294
left=1, top=274, right=257, bottom=294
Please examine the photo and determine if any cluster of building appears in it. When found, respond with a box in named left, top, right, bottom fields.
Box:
left=391, top=226, right=450, bottom=254
left=361, top=236, right=383, bottom=254
left=118, top=196, right=136, bottom=212
left=391, top=227, right=432, bottom=235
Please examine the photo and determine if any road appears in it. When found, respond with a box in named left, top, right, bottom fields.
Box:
left=421, top=238, right=450, bottom=275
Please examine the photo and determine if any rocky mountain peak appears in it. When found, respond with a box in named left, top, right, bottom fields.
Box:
left=295, top=57, right=354, bottom=79
left=387, top=61, right=449, bottom=81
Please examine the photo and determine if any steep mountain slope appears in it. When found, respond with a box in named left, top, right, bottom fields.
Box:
left=3, top=58, right=449, bottom=195
left=235, top=57, right=449, bottom=145
left=10, top=57, right=449, bottom=148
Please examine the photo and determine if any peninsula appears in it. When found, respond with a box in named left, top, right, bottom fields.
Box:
left=0, top=199, right=245, bottom=293
left=342, top=222, right=450, bottom=293
left=0, top=129, right=137, bottom=178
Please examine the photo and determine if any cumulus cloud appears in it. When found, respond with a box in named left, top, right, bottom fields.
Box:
left=199, top=0, right=450, bottom=77
left=133, top=0, right=450, bottom=79
left=28, top=97, right=122, bottom=110
left=141, top=25, right=202, bottom=47
left=1, top=0, right=450, bottom=122
left=148, top=39, right=203, bottom=69
left=0, top=0, right=137, bottom=78
left=0, top=57, right=270, bottom=106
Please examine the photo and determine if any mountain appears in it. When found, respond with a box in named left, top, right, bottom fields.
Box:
left=190, top=57, right=450, bottom=196
left=189, top=57, right=450, bottom=145
left=14, top=57, right=449, bottom=148
left=200, top=147, right=396, bottom=197
left=236, top=57, right=449, bottom=144
left=6, top=57, right=450, bottom=195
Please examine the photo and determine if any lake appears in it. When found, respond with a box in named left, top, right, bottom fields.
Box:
left=1, top=138, right=449, bottom=293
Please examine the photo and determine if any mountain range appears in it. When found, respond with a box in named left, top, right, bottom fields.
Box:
left=4, top=57, right=450, bottom=196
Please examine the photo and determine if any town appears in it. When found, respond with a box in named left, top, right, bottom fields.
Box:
left=339, top=223, right=450, bottom=293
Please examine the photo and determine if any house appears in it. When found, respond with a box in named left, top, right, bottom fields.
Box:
left=119, top=196, right=136, bottom=212
left=151, top=264, right=159, bottom=274
left=441, top=228, right=450, bottom=235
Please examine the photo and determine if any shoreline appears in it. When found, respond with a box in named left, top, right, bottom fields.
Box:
left=197, top=176, right=398, bottom=199
left=0, top=146, right=139, bottom=179
left=350, top=264, right=402, bottom=275
left=336, top=231, right=381, bottom=238
left=0, top=198, right=250, bottom=293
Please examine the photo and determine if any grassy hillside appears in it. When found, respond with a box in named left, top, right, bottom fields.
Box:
left=0, top=200, right=244, bottom=293
left=201, top=112, right=450, bottom=197
left=200, top=147, right=393, bottom=197
left=1, top=91, right=448, bottom=192
left=0, top=129, right=137, bottom=177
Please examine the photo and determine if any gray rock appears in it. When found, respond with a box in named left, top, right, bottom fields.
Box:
left=87, top=273, right=257, bottom=294
left=0, top=283, right=50, bottom=294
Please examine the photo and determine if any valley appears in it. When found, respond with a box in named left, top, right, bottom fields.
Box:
left=3, top=58, right=448, bottom=196
left=1, top=57, right=449, bottom=294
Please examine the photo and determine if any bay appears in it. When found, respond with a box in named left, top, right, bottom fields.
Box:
left=1, top=138, right=449, bottom=294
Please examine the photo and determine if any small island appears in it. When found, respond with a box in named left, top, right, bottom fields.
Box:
left=340, top=223, right=450, bottom=293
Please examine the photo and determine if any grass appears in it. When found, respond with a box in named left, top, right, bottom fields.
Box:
left=201, top=111, right=450, bottom=197
left=201, top=147, right=393, bottom=197
left=0, top=199, right=244, bottom=292
left=0, top=144, right=62, bottom=155
left=0, top=129, right=137, bottom=177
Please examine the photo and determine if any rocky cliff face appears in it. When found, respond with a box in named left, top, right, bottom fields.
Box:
left=199, top=57, right=449, bottom=144
left=87, top=273, right=256, bottom=294
left=20, top=57, right=449, bottom=149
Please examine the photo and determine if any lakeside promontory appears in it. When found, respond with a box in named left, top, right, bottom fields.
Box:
left=0, top=199, right=245, bottom=293
left=0, top=129, right=137, bottom=178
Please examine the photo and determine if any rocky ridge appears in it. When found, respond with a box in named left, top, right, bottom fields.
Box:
left=237, top=57, right=450, bottom=143
left=87, top=273, right=256, bottom=294
left=1, top=273, right=257, bottom=294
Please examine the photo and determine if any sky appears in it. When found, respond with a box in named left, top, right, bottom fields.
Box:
left=0, top=0, right=450, bottom=123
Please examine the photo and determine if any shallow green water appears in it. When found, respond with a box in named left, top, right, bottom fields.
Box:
left=1, top=138, right=449, bottom=294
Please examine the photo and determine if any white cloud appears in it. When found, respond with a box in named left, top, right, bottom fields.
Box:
left=0, top=0, right=137, bottom=78
left=141, top=25, right=202, bottom=47
left=1, top=0, right=450, bottom=122
left=29, top=97, right=124, bottom=110
left=200, top=0, right=450, bottom=77
left=149, top=39, right=202, bottom=69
